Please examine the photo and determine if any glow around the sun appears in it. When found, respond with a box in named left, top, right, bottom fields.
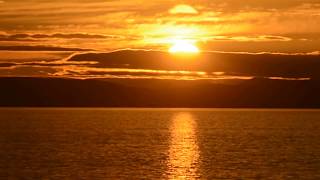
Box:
left=169, top=40, right=200, bottom=54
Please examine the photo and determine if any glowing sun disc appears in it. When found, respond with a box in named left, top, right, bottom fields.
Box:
left=169, top=41, right=200, bottom=54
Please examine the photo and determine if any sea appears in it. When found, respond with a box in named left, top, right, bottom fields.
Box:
left=0, top=108, right=320, bottom=179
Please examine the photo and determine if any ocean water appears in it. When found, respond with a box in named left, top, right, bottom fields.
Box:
left=0, top=108, right=320, bottom=179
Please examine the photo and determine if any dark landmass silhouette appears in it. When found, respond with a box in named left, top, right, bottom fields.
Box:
left=1, top=77, right=320, bottom=108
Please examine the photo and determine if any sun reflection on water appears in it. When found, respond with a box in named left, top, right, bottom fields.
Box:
left=167, top=112, right=200, bottom=179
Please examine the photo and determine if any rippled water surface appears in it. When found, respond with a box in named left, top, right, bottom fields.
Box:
left=1, top=108, right=320, bottom=179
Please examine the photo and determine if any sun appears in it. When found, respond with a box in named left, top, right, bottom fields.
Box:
left=169, top=41, right=200, bottom=54
left=169, top=4, right=198, bottom=15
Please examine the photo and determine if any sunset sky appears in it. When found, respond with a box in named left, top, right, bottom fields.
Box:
left=0, top=0, right=319, bottom=80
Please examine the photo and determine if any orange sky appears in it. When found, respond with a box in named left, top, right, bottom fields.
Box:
left=0, top=0, right=319, bottom=53
left=0, top=0, right=319, bottom=80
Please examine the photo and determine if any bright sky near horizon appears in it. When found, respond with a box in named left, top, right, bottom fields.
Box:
left=0, top=0, right=320, bottom=53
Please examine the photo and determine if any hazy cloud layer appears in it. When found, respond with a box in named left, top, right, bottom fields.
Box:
left=0, top=0, right=319, bottom=52
left=0, top=50, right=318, bottom=81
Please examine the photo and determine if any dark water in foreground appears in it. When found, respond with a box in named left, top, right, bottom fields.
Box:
left=1, top=108, right=320, bottom=179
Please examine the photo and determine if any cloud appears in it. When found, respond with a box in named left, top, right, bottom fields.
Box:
left=1, top=50, right=318, bottom=80
left=0, top=33, right=125, bottom=42
left=0, top=45, right=92, bottom=51
left=0, top=32, right=142, bottom=51
left=203, top=35, right=292, bottom=42
left=0, top=63, right=15, bottom=68
left=201, top=38, right=320, bottom=53
left=9, top=33, right=122, bottom=39
left=64, top=50, right=319, bottom=79
left=268, top=77, right=311, bottom=81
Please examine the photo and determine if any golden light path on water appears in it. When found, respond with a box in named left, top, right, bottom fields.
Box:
left=167, top=112, right=200, bottom=179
